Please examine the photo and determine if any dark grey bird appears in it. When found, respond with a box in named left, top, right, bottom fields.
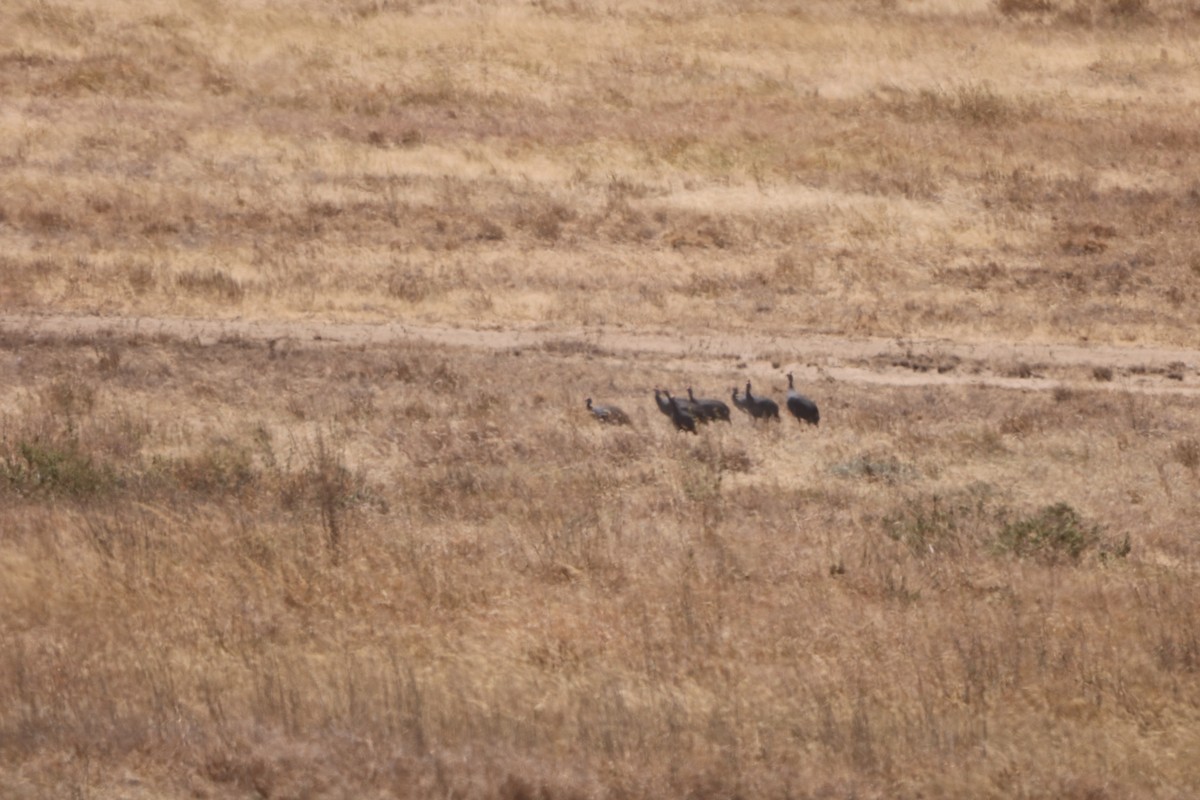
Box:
left=653, top=388, right=674, bottom=419
left=586, top=397, right=631, bottom=426
left=655, top=387, right=703, bottom=420
left=687, top=387, right=731, bottom=423
left=785, top=372, right=820, bottom=426
left=744, top=381, right=780, bottom=421
left=731, top=385, right=752, bottom=417
left=663, top=390, right=698, bottom=434
left=676, top=389, right=708, bottom=420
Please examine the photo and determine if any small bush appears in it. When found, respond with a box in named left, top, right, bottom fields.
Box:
left=1172, top=438, right=1200, bottom=471
left=517, top=201, right=574, bottom=243
left=387, top=268, right=432, bottom=303
left=276, top=434, right=369, bottom=563
left=126, top=263, right=156, bottom=296
left=23, top=208, right=70, bottom=233
left=43, top=376, right=96, bottom=418
left=953, top=82, right=1015, bottom=126
left=165, top=444, right=257, bottom=496
left=883, top=489, right=995, bottom=557
left=95, top=343, right=121, bottom=375
left=996, top=502, right=1100, bottom=564
left=832, top=453, right=918, bottom=484
left=884, top=493, right=1107, bottom=565
left=2, top=438, right=117, bottom=498
left=310, top=435, right=356, bottom=561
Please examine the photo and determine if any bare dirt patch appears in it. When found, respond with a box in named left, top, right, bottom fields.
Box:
left=4, top=312, right=1196, bottom=397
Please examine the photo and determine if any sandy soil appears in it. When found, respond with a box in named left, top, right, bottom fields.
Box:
left=2, top=311, right=1197, bottom=397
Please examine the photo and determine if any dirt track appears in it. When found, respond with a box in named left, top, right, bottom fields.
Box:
left=2, top=312, right=1198, bottom=397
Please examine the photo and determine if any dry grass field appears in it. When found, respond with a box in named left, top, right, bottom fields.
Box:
left=3, top=0, right=1200, bottom=797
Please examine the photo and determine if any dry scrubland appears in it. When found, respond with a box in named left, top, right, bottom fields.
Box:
left=3, top=332, right=1200, bottom=799
left=3, top=0, right=1200, bottom=797
left=2, top=0, right=1200, bottom=342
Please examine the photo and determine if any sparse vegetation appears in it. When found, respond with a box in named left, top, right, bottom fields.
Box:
left=1172, top=437, right=1200, bottom=471
left=995, top=501, right=1103, bottom=564
left=0, top=330, right=1194, bottom=799
left=3, top=0, right=1200, bottom=797
left=2, top=436, right=117, bottom=497
left=832, top=451, right=918, bottom=484
left=0, top=0, right=1198, bottom=343
left=882, top=486, right=997, bottom=558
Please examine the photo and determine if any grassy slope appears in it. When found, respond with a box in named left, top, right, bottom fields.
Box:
left=2, top=0, right=1199, bottom=342
left=2, top=332, right=1199, bottom=799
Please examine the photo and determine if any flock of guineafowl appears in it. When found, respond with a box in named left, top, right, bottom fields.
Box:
left=586, top=372, right=819, bottom=434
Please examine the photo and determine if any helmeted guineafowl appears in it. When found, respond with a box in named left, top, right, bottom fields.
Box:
left=586, top=397, right=631, bottom=426
left=663, top=390, right=698, bottom=434
left=785, top=372, right=820, bottom=426
left=731, top=385, right=752, bottom=417
left=745, top=381, right=780, bottom=420
left=688, top=387, right=731, bottom=423
left=654, top=388, right=674, bottom=419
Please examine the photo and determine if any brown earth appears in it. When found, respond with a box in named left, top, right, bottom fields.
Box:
left=4, top=311, right=1197, bottom=397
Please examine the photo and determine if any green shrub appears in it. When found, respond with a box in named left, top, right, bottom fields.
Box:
left=2, top=438, right=117, bottom=498
left=996, top=502, right=1100, bottom=564
left=884, top=493, right=1111, bottom=565
left=882, top=489, right=994, bottom=557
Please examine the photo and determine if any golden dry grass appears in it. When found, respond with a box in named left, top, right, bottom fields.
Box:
left=4, top=0, right=1200, bottom=797
left=3, top=0, right=1200, bottom=341
left=1, top=329, right=1199, bottom=798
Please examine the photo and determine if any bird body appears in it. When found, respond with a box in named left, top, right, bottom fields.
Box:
left=653, top=388, right=673, bottom=417
left=731, top=386, right=752, bottom=416
left=786, top=372, right=820, bottom=426
left=586, top=397, right=631, bottom=426
left=688, top=387, right=731, bottom=423
left=663, top=391, right=698, bottom=434
left=744, top=381, right=780, bottom=420
left=657, top=387, right=705, bottom=422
